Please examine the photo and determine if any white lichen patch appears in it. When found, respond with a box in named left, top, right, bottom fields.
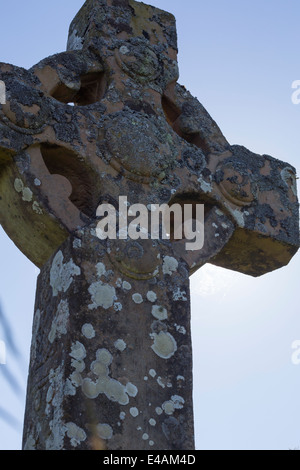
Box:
left=162, top=256, right=178, bottom=276
left=82, top=378, right=99, bottom=399
left=96, top=348, right=113, bottom=366
left=32, top=201, right=43, bottom=215
left=147, top=291, right=157, bottom=303
left=225, top=206, right=245, bottom=228
left=197, top=175, right=212, bottom=193
left=14, top=178, right=34, bottom=202
left=162, top=401, right=175, bottom=416
left=122, top=281, right=132, bottom=291
left=70, top=341, right=86, bottom=361
left=22, top=187, right=33, bottom=202
left=97, top=423, right=113, bottom=440
left=125, top=382, right=138, bottom=397
left=157, top=376, right=166, bottom=389
left=114, top=339, right=127, bottom=352
left=171, top=395, right=185, bottom=409
left=151, top=332, right=177, bottom=359
left=71, top=359, right=85, bottom=373
left=149, top=418, right=156, bottom=426
left=81, top=323, right=96, bottom=339
left=142, top=433, right=149, bottom=441
left=31, top=309, right=41, bottom=363
left=149, top=369, right=156, bottom=378
left=119, top=45, right=130, bottom=55
left=155, top=407, right=163, bottom=415
left=114, top=302, right=123, bottom=312
left=72, top=238, right=82, bottom=249
left=281, top=167, right=298, bottom=196
left=48, top=299, right=69, bottom=344
left=14, top=178, right=23, bottom=193
left=130, top=407, right=139, bottom=418
left=81, top=348, right=137, bottom=406
left=151, top=305, right=168, bottom=321
left=65, top=371, right=82, bottom=396
left=161, top=395, right=185, bottom=417
left=50, top=251, right=81, bottom=297
left=45, top=365, right=66, bottom=450
left=96, top=262, right=106, bottom=278
left=88, top=282, right=116, bottom=310
left=175, top=324, right=186, bottom=335
left=65, top=422, right=87, bottom=448
left=173, top=287, right=187, bottom=301
left=132, top=293, right=143, bottom=304
left=67, top=29, right=83, bottom=51
left=215, top=208, right=225, bottom=217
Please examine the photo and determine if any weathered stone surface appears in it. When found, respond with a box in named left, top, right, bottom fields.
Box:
left=0, top=0, right=299, bottom=451
left=0, top=0, right=298, bottom=273
left=23, top=226, right=194, bottom=450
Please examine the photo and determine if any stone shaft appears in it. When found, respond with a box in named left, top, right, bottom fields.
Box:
left=23, top=227, right=194, bottom=450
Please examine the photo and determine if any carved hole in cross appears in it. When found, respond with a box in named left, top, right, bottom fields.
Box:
left=51, top=72, right=107, bottom=106
left=162, top=95, right=210, bottom=155
left=40, top=144, right=97, bottom=217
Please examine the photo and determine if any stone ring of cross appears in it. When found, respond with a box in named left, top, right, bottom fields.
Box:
left=0, top=0, right=299, bottom=451
left=0, top=0, right=298, bottom=275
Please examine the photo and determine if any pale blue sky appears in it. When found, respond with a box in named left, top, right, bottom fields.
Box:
left=0, top=0, right=299, bottom=450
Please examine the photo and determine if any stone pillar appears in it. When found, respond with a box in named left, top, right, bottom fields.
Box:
left=23, top=227, right=194, bottom=450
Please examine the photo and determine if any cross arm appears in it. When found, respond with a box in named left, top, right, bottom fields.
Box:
left=209, top=145, right=299, bottom=276
left=162, top=82, right=299, bottom=277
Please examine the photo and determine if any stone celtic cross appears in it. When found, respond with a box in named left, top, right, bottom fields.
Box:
left=0, top=0, right=299, bottom=450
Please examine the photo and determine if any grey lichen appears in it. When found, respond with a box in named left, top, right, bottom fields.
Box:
left=88, top=282, right=116, bottom=310
left=162, top=256, right=178, bottom=275
left=70, top=341, right=86, bottom=361
left=14, top=178, right=33, bottom=202
left=130, top=407, right=139, bottom=418
left=81, top=348, right=138, bottom=406
left=114, top=339, right=127, bottom=352
left=65, top=422, right=87, bottom=447
left=147, top=291, right=157, bottom=302
left=45, top=365, right=66, bottom=450
left=151, top=331, right=177, bottom=359
left=81, top=323, right=96, bottom=339
left=50, top=251, right=81, bottom=297
left=132, top=293, right=143, bottom=304
left=97, top=423, right=113, bottom=440
left=151, top=305, right=168, bottom=321
left=48, top=300, right=69, bottom=344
